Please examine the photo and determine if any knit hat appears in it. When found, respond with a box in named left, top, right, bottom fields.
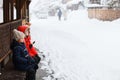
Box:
left=13, top=29, right=25, bottom=41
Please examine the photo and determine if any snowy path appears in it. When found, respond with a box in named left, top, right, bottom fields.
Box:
left=31, top=10, right=120, bottom=80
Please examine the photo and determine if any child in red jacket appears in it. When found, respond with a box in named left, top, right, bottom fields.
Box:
left=18, top=25, right=40, bottom=64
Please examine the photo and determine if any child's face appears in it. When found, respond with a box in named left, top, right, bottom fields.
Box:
left=19, top=38, right=24, bottom=43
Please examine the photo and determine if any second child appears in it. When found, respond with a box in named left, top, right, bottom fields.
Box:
left=18, top=25, right=41, bottom=64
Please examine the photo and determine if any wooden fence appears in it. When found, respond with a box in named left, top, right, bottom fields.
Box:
left=88, top=8, right=120, bottom=21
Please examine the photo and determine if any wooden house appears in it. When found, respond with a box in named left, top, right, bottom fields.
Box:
left=87, top=0, right=120, bottom=21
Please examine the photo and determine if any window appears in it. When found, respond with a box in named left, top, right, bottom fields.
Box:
left=0, top=0, right=3, bottom=23
left=14, top=5, right=16, bottom=20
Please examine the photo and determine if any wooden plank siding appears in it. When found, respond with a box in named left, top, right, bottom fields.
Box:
left=88, top=8, right=120, bottom=21
left=0, top=19, right=22, bottom=62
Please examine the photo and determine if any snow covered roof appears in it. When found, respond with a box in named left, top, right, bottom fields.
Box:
left=85, top=4, right=109, bottom=8
left=66, top=0, right=82, bottom=5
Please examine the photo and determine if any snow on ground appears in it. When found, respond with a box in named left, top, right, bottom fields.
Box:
left=30, top=9, right=120, bottom=80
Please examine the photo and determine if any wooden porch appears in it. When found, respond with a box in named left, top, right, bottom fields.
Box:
left=0, top=0, right=31, bottom=79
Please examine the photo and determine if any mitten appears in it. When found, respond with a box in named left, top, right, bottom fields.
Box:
left=29, top=44, right=33, bottom=49
left=34, top=64, right=39, bottom=70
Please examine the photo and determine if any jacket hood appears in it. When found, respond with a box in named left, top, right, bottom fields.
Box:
left=17, top=25, right=29, bottom=33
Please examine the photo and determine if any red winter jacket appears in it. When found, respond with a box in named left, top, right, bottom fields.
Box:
left=17, top=26, right=37, bottom=57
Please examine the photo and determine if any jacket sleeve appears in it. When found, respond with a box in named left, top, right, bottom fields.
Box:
left=13, top=47, right=28, bottom=64
left=27, top=56, right=35, bottom=64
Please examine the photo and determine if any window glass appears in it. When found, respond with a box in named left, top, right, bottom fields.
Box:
left=14, top=6, right=16, bottom=20
left=0, top=0, right=3, bottom=23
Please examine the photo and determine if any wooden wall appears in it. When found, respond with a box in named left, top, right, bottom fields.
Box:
left=88, top=8, right=120, bottom=21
